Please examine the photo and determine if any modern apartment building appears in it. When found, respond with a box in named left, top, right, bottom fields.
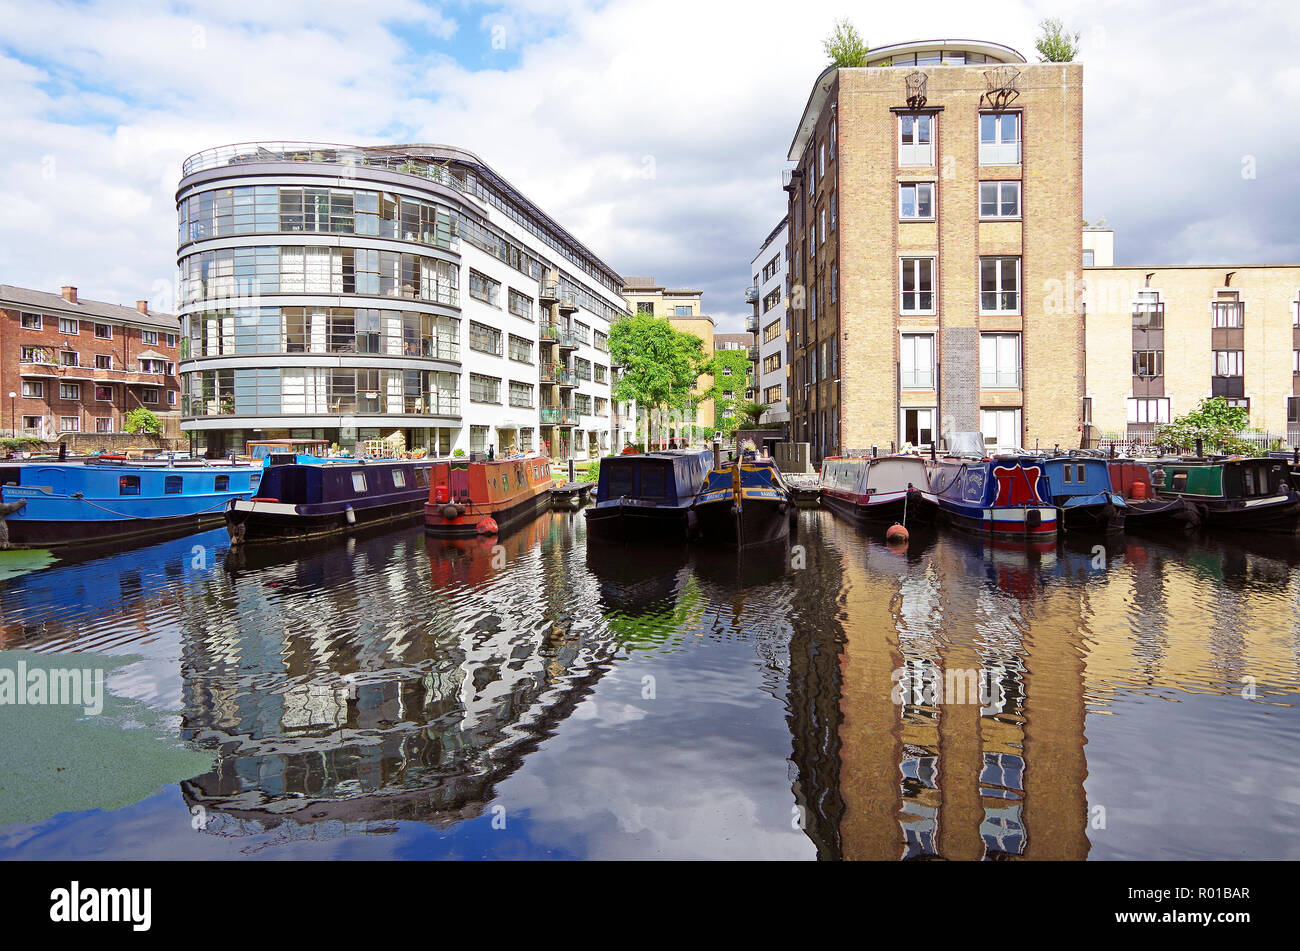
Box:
left=784, top=39, right=1084, bottom=461
left=748, top=217, right=789, bottom=428
left=620, top=277, right=718, bottom=431
left=1, top=284, right=181, bottom=442
left=1083, top=259, right=1300, bottom=445
left=712, top=332, right=758, bottom=429
left=176, top=142, right=625, bottom=459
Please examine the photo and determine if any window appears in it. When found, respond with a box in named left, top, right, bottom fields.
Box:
left=119, top=475, right=141, bottom=495
left=979, top=112, right=1021, bottom=165
left=575, top=357, right=592, bottom=381
left=763, top=320, right=781, bottom=344
left=818, top=208, right=826, bottom=244
left=509, top=380, right=534, bottom=408
left=1212, top=296, right=1244, bottom=328
left=830, top=192, right=837, bottom=231
left=165, top=333, right=177, bottom=348
left=980, top=408, right=1022, bottom=452
left=94, top=385, right=113, bottom=401
left=59, top=317, right=78, bottom=335
left=1213, top=350, right=1244, bottom=377
left=142, top=331, right=158, bottom=346
left=573, top=321, right=590, bottom=345
left=1133, top=290, right=1163, bottom=328
left=350, top=472, right=366, bottom=492
left=20, top=312, right=42, bottom=330
left=95, top=417, right=113, bottom=433
left=900, top=333, right=935, bottom=389
left=594, top=330, right=608, bottom=352
left=94, top=323, right=113, bottom=339
left=508, top=334, right=533, bottom=363
left=392, top=469, right=406, bottom=488
left=979, top=181, right=1020, bottom=219
left=508, top=288, right=534, bottom=321
left=765, top=384, right=782, bottom=405
left=763, top=353, right=782, bottom=374
left=980, top=333, right=1021, bottom=389
left=1133, top=350, right=1164, bottom=377
left=95, top=354, right=112, bottom=369
left=899, top=114, right=934, bottom=165
left=164, top=475, right=183, bottom=494
left=1225, top=397, right=1250, bottom=411
left=469, top=270, right=500, bottom=306
left=636, top=302, right=654, bottom=315
left=168, top=390, right=177, bottom=406
left=21, top=415, right=42, bottom=429
left=60, top=351, right=79, bottom=367
left=900, top=182, right=935, bottom=220
left=519, top=427, right=534, bottom=451
left=900, top=258, right=935, bottom=314
left=59, top=383, right=81, bottom=400
left=59, top=416, right=80, bottom=432
left=594, top=363, right=607, bottom=383
left=20, top=346, right=52, bottom=364
left=1294, top=349, right=1299, bottom=375
left=763, top=289, right=781, bottom=312
left=469, top=321, right=503, bottom=356
left=142, top=389, right=159, bottom=404
left=469, top=373, right=501, bottom=404
left=139, top=358, right=166, bottom=374
left=21, top=381, right=43, bottom=398
left=1127, top=397, right=1170, bottom=424
left=1082, top=250, right=1095, bottom=267
left=980, top=257, right=1020, bottom=313
left=901, top=407, right=936, bottom=448
left=819, top=142, right=825, bottom=177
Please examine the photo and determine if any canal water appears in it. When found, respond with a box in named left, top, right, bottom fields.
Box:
left=0, top=508, right=1297, bottom=860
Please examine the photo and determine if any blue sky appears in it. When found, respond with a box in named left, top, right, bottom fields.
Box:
left=1, top=0, right=1299, bottom=331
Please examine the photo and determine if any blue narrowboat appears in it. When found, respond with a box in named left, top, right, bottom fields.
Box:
left=225, top=458, right=436, bottom=544
left=0, top=459, right=261, bottom=549
left=926, top=440, right=1058, bottom=540
left=585, top=448, right=713, bottom=542
left=1040, top=455, right=1128, bottom=533
left=692, top=455, right=794, bottom=547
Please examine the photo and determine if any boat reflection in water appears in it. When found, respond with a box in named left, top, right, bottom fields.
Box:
left=180, top=511, right=620, bottom=836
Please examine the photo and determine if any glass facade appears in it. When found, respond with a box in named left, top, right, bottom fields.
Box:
left=183, top=308, right=458, bottom=360
left=182, top=367, right=459, bottom=417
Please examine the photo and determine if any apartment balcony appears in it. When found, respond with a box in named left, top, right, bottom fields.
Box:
left=1211, top=375, right=1245, bottom=398
left=1132, top=303, right=1165, bottom=328
left=539, top=278, right=560, bottom=305
left=782, top=168, right=802, bottom=192
left=18, top=359, right=169, bottom=387
left=540, top=405, right=579, bottom=427
left=747, top=345, right=759, bottom=362
left=540, top=323, right=579, bottom=351
left=539, top=363, right=577, bottom=387
left=745, top=284, right=760, bottom=304
left=558, top=291, right=579, bottom=315
left=745, top=313, right=759, bottom=333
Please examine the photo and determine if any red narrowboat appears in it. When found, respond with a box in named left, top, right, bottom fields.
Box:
left=424, top=455, right=554, bottom=537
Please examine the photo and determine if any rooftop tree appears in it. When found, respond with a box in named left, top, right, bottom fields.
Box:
left=823, top=18, right=869, bottom=68
left=1035, top=18, right=1081, bottom=62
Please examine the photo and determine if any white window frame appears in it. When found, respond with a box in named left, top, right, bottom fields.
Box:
left=900, top=333, right=935, bottom=389
left=94, top=323, right=113, bottom=340
left=979, top=333, right=1022, bottom=390
left=979, top=256, right=1020, bottom=315
left=978, top=180, right=1020, bottom=219
left=899, top=182, right=935, bottom=221
left=899, top=406, right=937, bottom=449
left=21, top=380, right=44, bottom=399
left=1127, top=397, right=1171, bottom=424
left=59, top=317, right=79, bottom=335
left=980, top=408, right=1022, bottom=452
left=1213, top=349, right=1244, bottom=377
left=59, top=416, right=80, bottom=433
left=59, top=382, right=81, bottom=400
left=20, top=312, right=42, bottom=330
left=899, top=114, right=934, bottom=166
left=900, top=258, right=936, bottom=315
left=95, top=417, right=113, bottom=434
left=979, top=112, right=1021, bottom=166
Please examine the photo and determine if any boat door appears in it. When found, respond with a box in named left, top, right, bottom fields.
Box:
left=450, top=463, right=470, bottom=502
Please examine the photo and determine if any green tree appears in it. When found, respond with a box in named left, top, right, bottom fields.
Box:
left=1035, top=18, right=1080, bottom=62
left=123, top=408, right=161, bottom=435
left=739, top=402, right=771, bottom=428
left=609, top=313, right=707, bottom=418
left=823, top=18, right=869, bottom=68
left=1156, top=397, right=1257, bottom=455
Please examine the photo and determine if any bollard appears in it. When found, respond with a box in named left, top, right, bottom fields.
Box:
left=568, top=458, right=575, bottom=484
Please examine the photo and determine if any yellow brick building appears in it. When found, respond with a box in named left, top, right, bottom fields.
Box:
left=784, top=40, right=1084, bottom=462
left=620, top=277, right=719, bottom=431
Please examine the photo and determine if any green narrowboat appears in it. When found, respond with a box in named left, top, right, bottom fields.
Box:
left=1150, top=457, right=1300, bottom=533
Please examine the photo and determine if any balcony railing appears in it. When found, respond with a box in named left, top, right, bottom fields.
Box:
left=558, top=291, right=578, bottom=314
left=1132, top=303, right=1165, bottom=328
left=540, top=323, right=579, bottom=350
left=539, top=278, right=560, bottom=304
left=1212, top=302, right=1244, bottom=328
left=747, top=346, right=759, bottom=362
left=980, top=369, right=1022, bottom=389
left=745, top=284, right=760, bottom=304
left=745, top=314, right=759, bottom=333
left=540, top=405, right=579, bottom=426
left=539, top=363, right=577, bottom=386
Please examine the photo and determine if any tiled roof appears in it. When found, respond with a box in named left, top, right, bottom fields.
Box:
left=0, top=285, right=179, bottom=331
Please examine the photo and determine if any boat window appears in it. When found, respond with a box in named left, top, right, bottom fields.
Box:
left=1076, top=464, right=1086, bottom=483
left=414, top=467, right=428, bottom=487
left=250, top=472, right=261, bottom=489
left=1063, top=466, right=1072, bottom=484
left=608, top=464, right=635, bottom=497
left=215, top=475, right=230, bottom=492
left=1170, top=470, right=1188, bottom=492
left=1243, top=467, right=1256, bottom=495
left=393, top=469, right=406, bottom=488
left=164, top=475, right=183, bottom=494
left=352, top=472, right=367, bottom=492
left=641, top=464, right=668, bottom=499
left=119, top=476, right=141, bottom=496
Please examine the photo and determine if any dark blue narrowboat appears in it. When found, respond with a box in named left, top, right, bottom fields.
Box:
left=1040, top=455, right=1128, bottom=533
left=692, top=456, right=793, bottom=547
left=0, top=459, right=260, bottom=549
left=926, top=442, right=1058, bottom=541
left=585, top=448, right=713, bottom=542
left=225, top=458, right=435, bottom=544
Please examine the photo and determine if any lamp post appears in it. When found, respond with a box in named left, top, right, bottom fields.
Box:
left=8, top=391, right=15, bottom=439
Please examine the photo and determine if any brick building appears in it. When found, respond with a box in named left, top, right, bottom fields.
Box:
left=1, top=284, right=182, bottom=444
left=784, top=39, right=1084, bottom=461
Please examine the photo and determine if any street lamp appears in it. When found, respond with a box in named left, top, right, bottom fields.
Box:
left=8, top=391, right=15, bottom=439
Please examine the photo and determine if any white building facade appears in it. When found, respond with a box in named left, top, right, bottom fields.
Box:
left=749, top=216, right=789, bottom=428
left=175, top=142, right=626, bottom=458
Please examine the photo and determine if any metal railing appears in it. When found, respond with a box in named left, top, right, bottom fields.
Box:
left=745, top=284, right=760, bottom=304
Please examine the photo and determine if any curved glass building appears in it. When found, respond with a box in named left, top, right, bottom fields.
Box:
left=176, top=142, right=626, bottom=458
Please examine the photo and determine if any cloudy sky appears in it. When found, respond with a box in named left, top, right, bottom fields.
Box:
left=1, top=0, right=1298, bottom=333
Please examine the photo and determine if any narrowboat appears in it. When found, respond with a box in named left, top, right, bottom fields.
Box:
left=225, top=458, right=436, bottom=544
left=0, top=458, right=260, bottom=549
left=1107, top=460, right=1201, bottom=531
left=424, top=454, right=553, bottom=537
left=925, top=437, right=1058, bottom=540
left=1040, top=455, right=1128, bottom=533
left=818, top=454, right=938, bottom=526
left=692, top=456, right=793, bottom=547
left=1149, top=456, right=1300, bottom=533
left=584, top=448, right=713, bottom=542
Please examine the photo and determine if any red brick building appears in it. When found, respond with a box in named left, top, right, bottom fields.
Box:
left=1, top=284, right=182, bottom=443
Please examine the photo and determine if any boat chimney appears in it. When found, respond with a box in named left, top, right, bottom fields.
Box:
left=712, top=438, right=721, bottom=470
left=929, top=440, right=936, bottom=461
left=1195, top=437, right=1204, bottom=458
left=872, top=445, right=878, bottom=459
left=1294, top=447, right=1299, bottom=466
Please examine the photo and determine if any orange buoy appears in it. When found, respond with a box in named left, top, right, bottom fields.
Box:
left=476, top=516, right=499, bottom=535
left=886, top=523, right=910, bottom=544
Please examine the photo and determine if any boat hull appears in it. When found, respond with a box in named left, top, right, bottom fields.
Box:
left=3, top=509, right=229, bottom=548
left=227, top=492, right=430, bottom=544
left=821, top=488, right=938, bottom=526
left=1122, top=497, right=1201, bottom=532
left=1186, top=493, right=1300, bottom=533
left=694, top=498, right=790, bottom=548
left=1056, top=497, right=1125, bottom=534
left=937, top=501, right=1059, bottom=539
left=424, top=486, right=553, bottom=537
left=584, top=502, right=696, bottom=543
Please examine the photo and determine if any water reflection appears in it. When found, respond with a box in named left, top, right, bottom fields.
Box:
left=0, top=505, right=1296, bottom=859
